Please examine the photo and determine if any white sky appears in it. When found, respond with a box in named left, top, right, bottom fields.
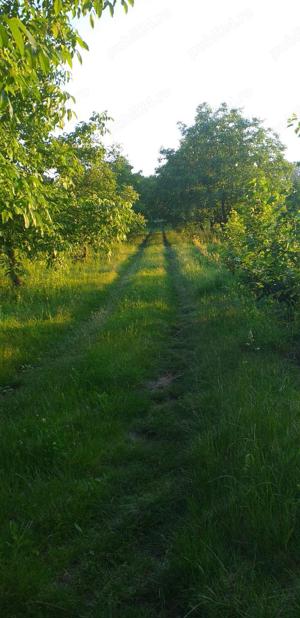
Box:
left=71, top=0, right=300, bottom=175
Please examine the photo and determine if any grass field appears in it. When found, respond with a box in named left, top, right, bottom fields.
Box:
left=1, top=231, right=300, bottom=617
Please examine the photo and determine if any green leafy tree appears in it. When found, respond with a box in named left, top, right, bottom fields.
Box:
left=224, top=174, right=300, bottom=300
left=153, top=102, right=298, bottom=300
left=0, top=0, right=135, bottom=284
left=156, top=103, right=292, bottom=226
left=132, top=174, right=160, bottom=221
left=0, top=0, right=134, bottom=111
left=38, top=114, right=145, bottom=263
left=107, top=147, right=136, bottom=188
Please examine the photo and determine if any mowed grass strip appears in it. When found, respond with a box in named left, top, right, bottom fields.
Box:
left=163, top=232, right=300, bottom=617
left=0, top=239, right=141, bottom=388
left=0, top=232, right=182, bottom=618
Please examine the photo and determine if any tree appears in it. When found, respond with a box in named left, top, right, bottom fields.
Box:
left=152, top=102, right=299, bottom=300
left=0, top=0, right=134, bottom=110
left=54, top=115, right=144, bottom=257
left=107, top=146, right=136, bottom=189
left=0, top=0, right=135, bottom=284
left=132, top=174, right=159, bottom=220
left=156, top=103, right=292, bottom=227
left=33, top=114, right=145, bottom=266
left=224, top=174, right=300, bottom=300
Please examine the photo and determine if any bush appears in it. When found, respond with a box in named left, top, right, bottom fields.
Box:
left=224, top=187, right=300, bottom=302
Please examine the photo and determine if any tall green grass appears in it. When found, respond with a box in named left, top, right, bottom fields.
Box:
left=0, top=243, right=139, bottom=387
left=165, top=233, right=300, bottom=617
left=1, top=231, right=300, bottom=616
left=0, top=233, right=180, bottom=617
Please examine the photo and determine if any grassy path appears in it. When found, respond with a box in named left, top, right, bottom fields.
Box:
left=1, top=232, right=300, bottom=617
left=0, top=232, right=180, bottom=617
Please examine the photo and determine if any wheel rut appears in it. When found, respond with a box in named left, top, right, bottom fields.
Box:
left=123, top=231, right=201, bottom=617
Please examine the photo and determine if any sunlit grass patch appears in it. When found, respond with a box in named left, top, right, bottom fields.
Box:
left=0, top=243, right=138, bottom=386
left=139, top=267, right=166, bottom=277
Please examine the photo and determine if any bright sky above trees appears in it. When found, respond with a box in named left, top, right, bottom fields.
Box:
left=71, top=0, right=300, bottom=174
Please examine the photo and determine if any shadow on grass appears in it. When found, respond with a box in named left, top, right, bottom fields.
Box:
left=0, top=236, right=149, bottom=388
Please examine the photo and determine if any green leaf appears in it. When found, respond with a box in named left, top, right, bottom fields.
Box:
left=8, top=97, right=13, bottom=118
left=0, top=91, right=8, bottom=110
left=76, top=35, right=89, bottom=51
left=51, top=22, right=61, bottom=38
left=23, top=212, right=30, bottom=228
left=38, top=51, right=50, bottom=72
left=54, top=0, right=62, bottom=16
left=7, top=18, right=24, bottom=56
left=17, top=21, right=37, bottom=49
left=76, top=50, right=83, bottom=64
left=1, top=210, right=12, bottom=224
left=95, top=0, right=103, bottom=17
left=0, top=24, right=8, bottom=47
left=90, top=13, right=95, bottom=28
left=62, top=48, right=73, bottom=68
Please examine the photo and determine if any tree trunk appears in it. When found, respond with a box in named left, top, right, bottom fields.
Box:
left=5, top=246, right=22, bottom=286
left=221, top=196, right=226, bottom=223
